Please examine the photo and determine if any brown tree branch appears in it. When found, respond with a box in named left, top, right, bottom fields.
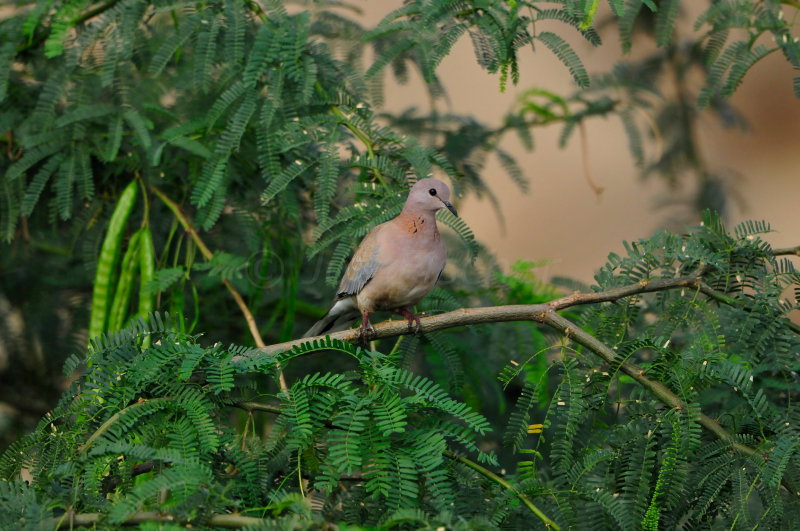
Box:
left=543, top=311, right=756, bottom=457
left=240, top=274, right=799, bottom=466
left=49, top=510, right=266, bottom=529
left=242, top=276, right=704, bottom=360
left=244, top=272, right=799, bottom=361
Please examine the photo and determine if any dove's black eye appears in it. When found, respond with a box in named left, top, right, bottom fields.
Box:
left=428, top=188, right=437, bottom=196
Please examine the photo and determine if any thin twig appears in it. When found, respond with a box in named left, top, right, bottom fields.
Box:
left=236, top=401, right=282, bottom=415
left=149, top=184, right=288, bottom=392
left=446, top=451, right=560, bottom=529
left=698, top=283, right=800, bottom=335
left=772, top=245, right=800, bottom=257
left=78, top=398, right=169, bottom=454
left=578, top=120, right=604, bottom=199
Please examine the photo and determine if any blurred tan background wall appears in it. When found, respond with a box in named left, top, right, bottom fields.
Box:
left=358, top=1, right=800, bottom=284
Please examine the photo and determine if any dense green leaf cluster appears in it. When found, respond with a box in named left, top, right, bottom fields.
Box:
left=0, top=317, right=502, bottom=528
left=495, top=212, right=800, bottom=529
left=2, top=213, right=798, bottom=529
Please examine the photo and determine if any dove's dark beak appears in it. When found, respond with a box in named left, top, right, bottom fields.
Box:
left=442, top=200, right=458, bottom=217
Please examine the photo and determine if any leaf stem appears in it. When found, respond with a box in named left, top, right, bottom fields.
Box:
left=772, top=245, right=800, bottom=257
left=329, top=105, right=388, bottom=188
left=445, top=451, right=560, bottom=529
left=78, top=398, right=169, bottom=454
left=236, top=401, right=282, bottom=415
left=148, top=184, right=288, bottom=392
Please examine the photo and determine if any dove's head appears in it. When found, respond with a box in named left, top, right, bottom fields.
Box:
left=404, top=178, right=458, bottom=217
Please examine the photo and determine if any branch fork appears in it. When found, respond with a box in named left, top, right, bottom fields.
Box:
left=245, top=273, right=798, bottom=466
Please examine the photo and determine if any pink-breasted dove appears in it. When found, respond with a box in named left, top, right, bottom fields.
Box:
left=304, top=178, right=457, bottom=337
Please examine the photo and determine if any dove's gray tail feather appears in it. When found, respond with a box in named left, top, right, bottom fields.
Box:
left=303, top=298, right=361, bottom=337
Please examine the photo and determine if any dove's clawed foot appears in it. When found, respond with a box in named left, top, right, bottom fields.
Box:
left=397, top=308, right=425, bottom=334
left=358, top=312, right=376, bottom=342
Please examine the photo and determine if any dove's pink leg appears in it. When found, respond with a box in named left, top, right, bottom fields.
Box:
left=358, top=312, right=375, bottom=335
left=397, top=308, right=422, bottom=333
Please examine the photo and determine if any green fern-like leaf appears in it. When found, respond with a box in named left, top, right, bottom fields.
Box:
left=206, top=350, right=235, bottom=394
left=123, top=108, right=153, bottom=153
left=262, top=160, right=314, bottom=205
left=437, top=209, right=478, bottom=263
left=193, top=251, right=249, bottom=281
left=366, top=37, right=416, bottom=81
left=192, top=156, right=227, bottom=208
left=149, top=14, right=202, bottom=76
left=54, top=152, right=77, bottom=220
left=194, top=10, right=224, bottom=93
left=215, top=91, right=257, bottom=156
left=372, top=389, right=408, bottom=436
left=313, top=134, right=341, bottom=224
left=653, top=0, right=679, bottom=48
left=0, top=39, right=16, bottom=103
left=20, top=153, right=64, bottom=216
left=698, top=40, right=746, bottom=108
left=504, top=381, right=540, bottom=452
left=619, top=107, right=644, bottom=166
left=537, top=8, right=602, bottom=46
left=618, top=0, right=643, bottom=53
left=44, top=0, right=87, bottom=58
left=389, top=369, right=491, bottom=434
left=549, top=357, right=585, bottom=476
left=5, top=140, right=65, bottom=182
left=224, top=0, right=247, bottom=67
left=108, top=464, right=214, bottom=523
left=720, top=44, right=773, bottom=99
left=536, top=31, right=589, bottom=88
left=425, top=331, right=465, bottom=390
left=205, top=80, right=247, bottom=131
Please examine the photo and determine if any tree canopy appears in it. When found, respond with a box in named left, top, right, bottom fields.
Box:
left=1, top=1, right=799, bottom=529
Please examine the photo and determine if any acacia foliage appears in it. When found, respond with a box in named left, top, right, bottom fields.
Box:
left=0, top=0, right=799, bottom=529
left=2, top=213, right=799, bottom=529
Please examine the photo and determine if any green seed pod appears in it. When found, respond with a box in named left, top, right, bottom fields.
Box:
left=88, top=180, right=138, bottom=345
left=108, top=229, right=143, bottom=332
left=137, top=225, right=155, bottom=320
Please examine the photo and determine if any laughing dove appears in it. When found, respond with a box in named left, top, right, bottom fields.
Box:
left=304, top=178, right=458, bottom=337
